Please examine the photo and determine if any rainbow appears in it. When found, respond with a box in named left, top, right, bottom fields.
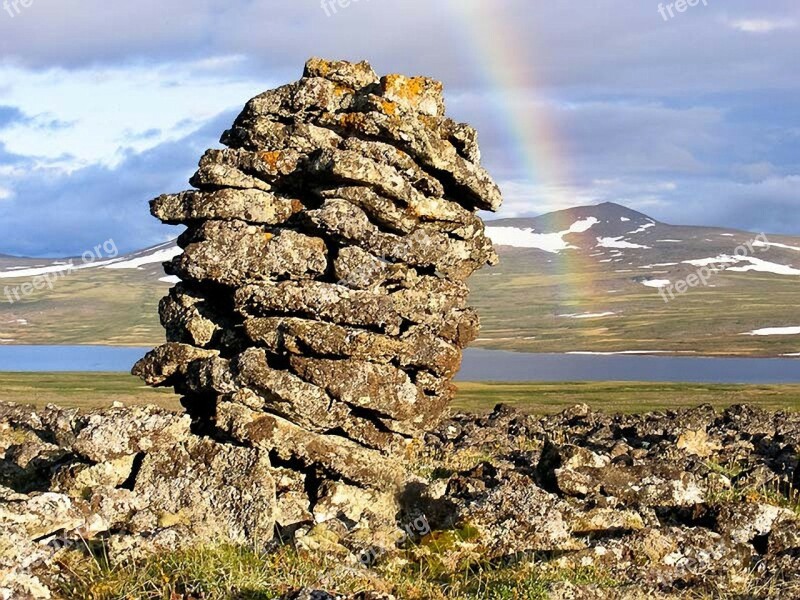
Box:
left=444, top=1, right=602, bottom=312
left=444, top=0, right=574, bottom=210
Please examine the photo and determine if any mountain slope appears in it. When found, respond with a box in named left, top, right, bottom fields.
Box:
left=0, top=242, right=180, bottom=345
left=474, top=203, right=800, bottom=355
left=1, top=202, right=799, bottom=356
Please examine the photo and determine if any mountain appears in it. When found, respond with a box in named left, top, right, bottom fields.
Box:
left=474, top=202, right=800, bottom=355
left=1, top=202, right=799, bottom=356
left=489, top=201, right=657, bottom=239
left=483, top=202, right=800, bottom=282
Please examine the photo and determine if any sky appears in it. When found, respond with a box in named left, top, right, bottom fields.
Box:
left=0, top=0, right=798, bottom=257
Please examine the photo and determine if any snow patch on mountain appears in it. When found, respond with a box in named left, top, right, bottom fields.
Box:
left=753, top=240, right=800, bottom=252
left=597, top=237, right=650, bottom=249
left=105, top=246, right=181, bottom=270
left=727, top=257, right=800, bottom=276
left=0, top=244, right=181, bottom=278
left=684, top=255, right=800, bottom=276
left=641, top=279, right=671, bottom=288
left=743, top=326, right=800, bottom=336
left=629, top=222, right=656, bottom=235
left=684, top=256, right=739, bottom=267
left=486, top=217, right=599, bottom=253
left=0, top=258, right=119, bottom=279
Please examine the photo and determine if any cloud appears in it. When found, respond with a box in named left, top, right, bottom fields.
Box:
left=0, top=110, right=237, bottom=257
left=728, top=18, right=797, bottom=33
left=0, top=0, right=799, bottom=253
left=493, top=177, right=681, bottom=222
left=0, top=59, right=271, bottom=171
left=733, top=162, right=779, bottom=181
left=628, top=174, right=800, bottom=234
left=0, top=1, right=796, bottom=95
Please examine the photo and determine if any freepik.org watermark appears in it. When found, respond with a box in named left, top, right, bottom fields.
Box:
left=657, top=233, right=770, bottom=303
left=3, top=239, right=118, bottom=304
left=357, top=514, right=430, bottom=567
left=3, top=0, right=35, bottom=18
left=321, top=0, right=373, bottom=17
left=658, top=0, right=708, bottom=22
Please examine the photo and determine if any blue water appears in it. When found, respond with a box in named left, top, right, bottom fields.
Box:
left=0, top=346, right=151, bottom=372
left=0, top=346, right=799, bottom=384
left=457, top=349, right=800, bottom=384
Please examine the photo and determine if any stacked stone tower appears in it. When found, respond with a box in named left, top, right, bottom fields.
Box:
left=134, top=57, right=502, bottom=491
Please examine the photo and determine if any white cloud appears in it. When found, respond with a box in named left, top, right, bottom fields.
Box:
left=0, top=57, right=270, bottom=172
left=493, top=177, right=680, bottom=220
left=728, top=18, right=797, bottom=34
left=495, top=180, right=601, bottom=217
left=0, top=186, right=13, bottom=200
left=734, top=161, right=778, bottom=181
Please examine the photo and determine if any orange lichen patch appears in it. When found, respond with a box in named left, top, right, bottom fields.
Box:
left=290, top=199, right=305, bottom=213
left=381, top=74, right=439, bottom=101
left=260, top=151, right=284, bottom=170
left=263, top=232, right=274, bottom=243
left=333, top=84, right=354, bottom=97
left=380, top=100, right=397, bottom=116
left=311, top=58, right=332, bottom=76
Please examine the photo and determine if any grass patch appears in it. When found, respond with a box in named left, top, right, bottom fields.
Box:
left=0, top=372, right=179, bottom=410
left=453, top=381, right=800, bottom=414
left=57, top=543, right=624, bottom=600
left=2, top=374, right=800, bottom=415
left=469, top=250, right=800, bottom=357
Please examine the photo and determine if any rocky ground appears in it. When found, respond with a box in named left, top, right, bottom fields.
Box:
left=2, top=400, right=799, bottom=599
left=415, top=403, right=800, bottom=599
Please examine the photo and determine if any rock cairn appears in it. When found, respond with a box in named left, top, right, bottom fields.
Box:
left=133, top=58, right=502, bottom=491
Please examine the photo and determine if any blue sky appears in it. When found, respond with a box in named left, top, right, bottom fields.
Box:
left=0, top=0, right=798, bottom=256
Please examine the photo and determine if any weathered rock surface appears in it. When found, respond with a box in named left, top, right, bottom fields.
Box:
left=134, top=57, right=501, bottom=495
left=3, top=401, right=799, bottom=598
left=407, top=403, right=800, bottom=599
left=0, top=402, right=277, bottom=598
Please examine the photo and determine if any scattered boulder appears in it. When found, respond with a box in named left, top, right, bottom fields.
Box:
left=0, top=403, right=275, bottom=597
left=3, top=400, right=800, bottom=598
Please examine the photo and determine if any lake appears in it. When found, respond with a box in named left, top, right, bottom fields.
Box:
left=458, top=349, right=800, bottom=384
left=0, top=345, right=799, bottom=383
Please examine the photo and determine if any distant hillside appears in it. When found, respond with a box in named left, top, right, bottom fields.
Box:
left=1, top=202, right=799, bottom=356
